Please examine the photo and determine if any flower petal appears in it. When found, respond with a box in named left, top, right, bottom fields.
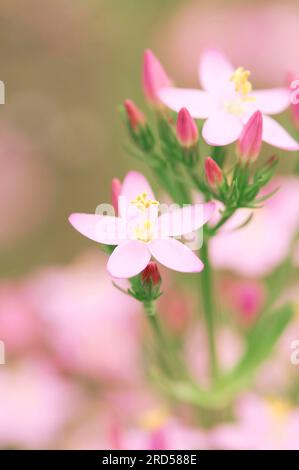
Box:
left=157, top=202, right=215, bottom=237
left=119, top=171, right=156, bottom=219
left=202, top=110, right=243, bottom=146
left=69, top=213, right=128, bottom=245
left=199, top=49, right=234, bottom=93
left=149, top=238, right=204, bottom=273
left=252, top=88, right=290, bottom=115
left=159, top=87, right=215, bottom=118
left=107, top=240, right=151, bottom=278
left=262, top=115, right=299, bottom=151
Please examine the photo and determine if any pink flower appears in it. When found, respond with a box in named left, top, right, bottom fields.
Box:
left=176, top=107, right=198, bottom=147
left=210, top=177, right=299, bottom=277
left=142, top=49, right=171, bottom=105
left=205, top=157, right=223, bottom=188
left=237, top=110, right=263, bottom=162
left=159, top=49, right=298, bottom=150
left=69, top=171, right=215, bottom=278
left=211, top=394, right=299, bottom=450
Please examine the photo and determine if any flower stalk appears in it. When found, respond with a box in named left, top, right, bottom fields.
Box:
left=143, top=300, right=173, bottom=378
left=200, top=237, right=219, bottom=381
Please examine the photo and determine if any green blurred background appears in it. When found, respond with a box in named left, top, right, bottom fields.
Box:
left=1, top=0, right=298, bottom=277
left=0, top=0, right=183, bottom=277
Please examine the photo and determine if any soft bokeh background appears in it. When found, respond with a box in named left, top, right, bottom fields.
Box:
left=1, top=0, right=299, bottom=450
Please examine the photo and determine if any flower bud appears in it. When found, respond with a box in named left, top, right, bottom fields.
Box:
left=124, top=99, right=146, bottom=132
left=141, top=262, right=161, bottom=287
left=111, top=178, right=122, bottom=216
left=288, top=71, right=299, bottom=129
left=237, top=110, right=263, bottom=162
left=142, top=49, right=171, bottom=105
left=205, top=157, right=223, bottom=188
left=176, top=108, right=199, bottom=148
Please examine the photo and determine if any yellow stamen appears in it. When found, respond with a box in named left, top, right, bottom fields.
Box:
left=230, top=67, right=254, bottom=101
left=131, top=192, right=159, bottom=212
left=134, top=219, right=153, bottom=243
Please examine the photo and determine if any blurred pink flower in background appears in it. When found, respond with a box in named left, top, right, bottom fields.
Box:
left=0, top=127, right=55, bottom=249
left=120, top=419, right=207, bottom=450
left=186, top=326, right=244, bottom=387
left=211, top=394, right=299, bottom=449
left=210, top=177, right=299, bottom=277
left=0, top=281, right=40, bottom=355
left=158, top=1, right=299, bottom=87
left=65, top=388, right=207, bottom=450
left=0, top=359, right=81, bottom=449
left=158, top=287, right=192, bottom=335
left=220, top=278, right=265, bottom=324
left=25, top=250, right=142, bottom=383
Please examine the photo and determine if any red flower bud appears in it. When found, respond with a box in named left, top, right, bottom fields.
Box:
left=205, top=157, right=223, bottom=188
left=142, top=49, right=171, bottom=105
left=111, top=178, right=122, bottom=216
left=237, top=110, right=263, bottom=162
left=124, top=99, right=146, bottom=131
left=176, top=108, right=199, bottom=147
left=141, top=262, right=161, bottom=286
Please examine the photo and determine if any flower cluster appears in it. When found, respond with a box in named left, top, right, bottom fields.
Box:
left=68, top=47, right=299, bottom=446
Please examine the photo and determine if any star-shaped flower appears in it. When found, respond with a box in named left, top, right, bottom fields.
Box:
left=69, top=172, right=215, bottom=278
left=159, top=49, right=299, bottom=150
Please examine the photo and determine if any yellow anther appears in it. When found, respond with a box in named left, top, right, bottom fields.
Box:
left=230, top=67, right=253, bottom=99
left=131, top=192, right=159, bottom=212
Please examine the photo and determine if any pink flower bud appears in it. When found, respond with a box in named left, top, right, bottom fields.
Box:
left=205, top=157, right=223, bottom=188
left=288, top=71, right=299, bottom=129
left=111, top=178, right=122, bottom=216
left=141, top=262, right=161, bottom=286
left=124, top=99, right=145, bottom=131
left=237, top=111, right=263, bottom=162
left=142, top=49, right=171, bottom=105
left=176, top=108, right=199, bottom=147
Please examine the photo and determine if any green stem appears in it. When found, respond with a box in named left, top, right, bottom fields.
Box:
left=208, top=207, right=236, bottom=236
left=200, top=238, right=219, bottom=381
left=143, top=300, right=173, bottom=377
